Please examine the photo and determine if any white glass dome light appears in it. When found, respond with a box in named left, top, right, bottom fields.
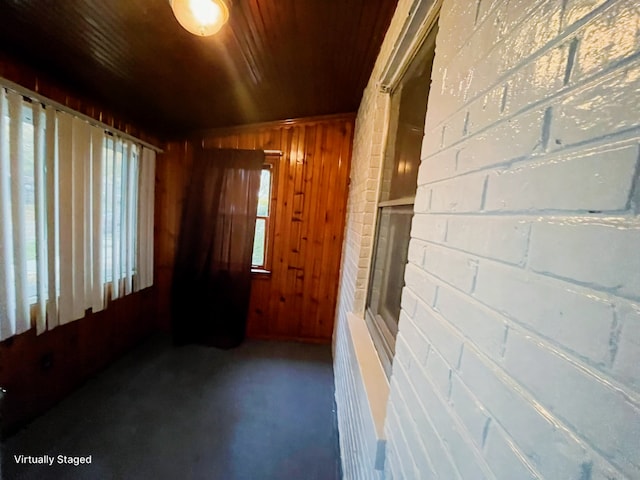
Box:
left=170, top=0, right=229, bottom=36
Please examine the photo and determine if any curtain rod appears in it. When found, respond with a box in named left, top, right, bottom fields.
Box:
left=0, top=76, right=163, bottom=154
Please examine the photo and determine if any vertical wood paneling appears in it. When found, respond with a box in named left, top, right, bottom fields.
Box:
left=155, top=114, right=354, bottom=342
left=154, top=141, right=193, bottom=332
left=0, top=289, right=155, bottom=436
left=0, top=52, right=160, bottom=148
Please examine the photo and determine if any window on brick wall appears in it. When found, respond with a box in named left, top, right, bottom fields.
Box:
left=366, top=26, right=437, bottom=377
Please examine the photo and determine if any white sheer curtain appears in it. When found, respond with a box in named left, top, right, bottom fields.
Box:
left=0, top=91, right=30, bottom=339
left=105, top=137, right=143, bottom=301
left=0, top=90, right=22, bottom=339
left=45, top=105, right=59, bottom=331
left=137, top=147, right=155, bottom=290
left=0, top=81, right=156, bottom=342
left=32, top=103, right=54, bottom=334
left=90, top=126, right=104, bottom=312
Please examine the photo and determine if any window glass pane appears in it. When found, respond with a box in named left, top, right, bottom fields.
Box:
left=252, top=218, right=266, bottom=267
left=256, top=168, right=271, bottom=217
left=130, top=147, right=139, bottom=276
left=103, top=138, right=114, bottom=282
left=379, top=28, right=437, bottom=203
left=114, top=141, right=123, bottom=280
left=102, top=137, right=141, bottom=283
left=22, top=105, right=37, bottom=300
left=367, top=205, right=414, bottom=337
left=387, top=120, right=423, bottom=200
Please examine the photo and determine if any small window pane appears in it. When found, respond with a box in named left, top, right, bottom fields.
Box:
left=252, top=218, right=266, bottom=267
left=103, top=139, right=114, bottom=282
left=22, top=105, right=37, bottom=300
left=387, top=122, right=423, bottom=200
left=257, top=169, right=271, bottom=217
left=113, top=142, right=123, bottom=280
left=379, top=31, right=436, bottom=204
left=130, top=148, right=139, bottom=275
left=367, top=205, right=413, bottom=337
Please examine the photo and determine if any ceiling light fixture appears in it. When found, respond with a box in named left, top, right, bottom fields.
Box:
left=170, top=0, right=229, bottom=36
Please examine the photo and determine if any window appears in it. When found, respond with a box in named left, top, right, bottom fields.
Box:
left=252, top=156, right=277, bottom=272
left=21, top=104, right=37, bottom=302
left=252, top=166, right=271, bottom=269
left=366, top=25, right=438, bottom=377
left=102, top=137, right=140, bottom=295
left=0, top=83, right=156, bottom=342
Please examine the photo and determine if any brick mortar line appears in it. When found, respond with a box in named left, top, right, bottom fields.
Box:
left=627, top=147, right=640, bottom=214
left=412, top=209, right=640, bottom=221
left=414, top=236, right=640, bottom=303
left=412, top=234, right=529, bottom=268
left=421, top=127, right=640, bottom=185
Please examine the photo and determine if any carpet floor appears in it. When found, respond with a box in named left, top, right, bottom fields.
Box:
left=2, top=335, right=341, bottom=480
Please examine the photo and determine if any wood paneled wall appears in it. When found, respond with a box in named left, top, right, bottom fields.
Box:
left=0, top=51, right=161, bottom=145
left=156, top=114, right=354, bottom=342
left=0, top=53, right=160, bottom=436
left=155, top=140, right=193, bottom=333
left=0, top=291, right=155, bottom=436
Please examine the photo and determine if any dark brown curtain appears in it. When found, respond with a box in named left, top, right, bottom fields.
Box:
left=171, top=148, right=264, bottom=348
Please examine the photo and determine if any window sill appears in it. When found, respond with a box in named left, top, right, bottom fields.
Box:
left=251, top=268, right=272, bottom=277
left=347, top=312, right=389, bottom=470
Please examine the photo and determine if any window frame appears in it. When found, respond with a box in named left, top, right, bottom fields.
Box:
left=365, top=24, right=438, bottom=378
left=251, top=155, right=278, bottom=275
left=0, top=80, right=157, bottom=342
left=365, top=198, right=416, bottom=378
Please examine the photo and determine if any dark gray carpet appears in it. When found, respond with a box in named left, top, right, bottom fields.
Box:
left=2, top=336, right=341, bottom=480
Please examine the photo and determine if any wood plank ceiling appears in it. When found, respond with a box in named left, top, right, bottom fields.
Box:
left=0, top=0, right=398, bottom=137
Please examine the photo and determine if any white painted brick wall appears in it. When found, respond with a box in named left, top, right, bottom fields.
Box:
left=613, top=301, right=640, bottom=390
left=335, top=0, right=640, bottom=478
left=473, top=260, right=615, bottom=364
left=334, top=315, right=383, bottom=480
left=333, top=1, right=421, bottom=478
left=484, top=146, right=638, bottom=212
left=528, top=217, right=640, bottom=297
